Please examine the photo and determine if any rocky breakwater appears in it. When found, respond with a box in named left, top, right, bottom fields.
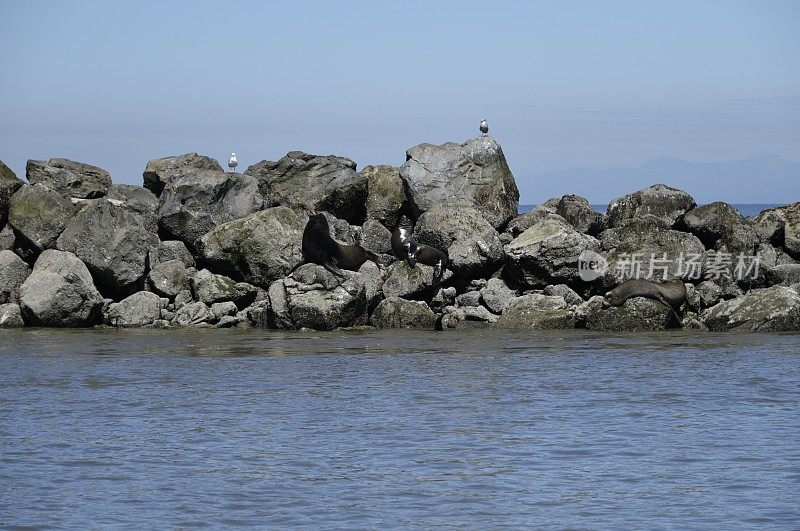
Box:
left=1, top=137, right=798, bottom=332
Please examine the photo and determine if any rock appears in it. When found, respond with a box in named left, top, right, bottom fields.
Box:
left=8, top=184, right=77, bottom=257
left=400, top=136, right=519, bottom=229
left=381, top=261, right=452, bottom=299
left=174, top=290, right=193, bottom=309
left=606, top=184, right=696, bottom=228
left=456, top=290, right=482, bottom=308
left=359, top=219, right=392, bottom=255
left=160, top=309, right=175, bottom=321
left=363, top=165, right=405, bottom=229
left=479, top=278, right=518, bottom=313
left=246, top=299, right=272, bottom=327
left=215, top=315, right=242, bottom=328
left=147, top=259, right=190, bottom=298
left=143, top=152, right=223, bottom=196
left=680, top=202, right=757, bottom=254
left=439, top=305, right=498, bottom=329
left=599, top=215, right=671, bottom=250
left=496, top=294, right=575, bottom=329
left=1, top=160, right=24, bottom=227
left=505, top=206, right=556, bottom=237
left=752, top=203, right=800, bottom=258
left=104, top=291, right=163, bottom=327
left=579, top=295, right=679, bottom=331
left=0, top=250, right=31, bottom=303
left=173, top=301, right=215, bottom=326
left=413, top=206, right=503, bottom=278
left=765, top=264, right=800, bottom=287
left=190, top=269, right=255, bottom=306
left=0, top=303, right=24, bottom=328
left=702, top=285, right=800, bottom=332
left=556, top=195, right=604, bottom=235
left=106, top=184, right=159, bottom=231
left=542, top=284, right=584, bottom=306
left=358, top=260, right=384, bottom=311
left=26, top=158, right=112, bottom=199
left=320, top=212, right=359, bottom=245
left=370, top=297, right=436, bottom=328
left=157, top=169, right=263, bottom=248
left=245, top=151, right=367, bottom=224
left=211, top=301, right=238, bottom=319
left=687, top=280, right=723, bottom=312
left=197, top=206, right=304, bottom=287
left=149, top=240, right=195, bottom=269
left=504, top=213, right=601, bottom=289
left=0, top=225, right=14, bottom=251
left=18, top=250, right=103, bottom=326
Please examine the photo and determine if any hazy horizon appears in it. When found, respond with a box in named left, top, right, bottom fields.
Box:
left=1, top=0, right=798, bottom=203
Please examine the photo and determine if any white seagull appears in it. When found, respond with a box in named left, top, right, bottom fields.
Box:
left=228, top=152, right=238, bottom=172
left=480, top=119, right=489, bottom=136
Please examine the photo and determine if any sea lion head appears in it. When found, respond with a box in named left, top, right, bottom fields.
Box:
left=397, top=214, right=414, bottom=228
left=603, top=287, right=625, bottom=307
left=307, top=211, right=330, bottom=232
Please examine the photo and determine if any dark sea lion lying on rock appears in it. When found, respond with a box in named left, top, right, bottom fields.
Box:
left=603, top=278, right=688, bottom=316
left=301, top=212, right=382, bottom=277
left=391, top=214, right=449, bottom=283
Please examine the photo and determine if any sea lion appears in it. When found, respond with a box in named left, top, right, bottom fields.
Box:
left=391, top=215, right=448, bottom=283
left=302, top=212, right=382, bottom=277
left=603, top=278, right=688, bottom=316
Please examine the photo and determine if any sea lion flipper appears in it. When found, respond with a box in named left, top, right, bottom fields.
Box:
left=323, top=261, right=346, bottom=277
left=655, top=294, right=681, bottom=320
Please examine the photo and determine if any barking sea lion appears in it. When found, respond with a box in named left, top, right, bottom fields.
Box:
left=391, top=215, right=448, bottom=283
left=302, top=212, right=382, bottom=277
left=603, top=278, right=688, bottom=316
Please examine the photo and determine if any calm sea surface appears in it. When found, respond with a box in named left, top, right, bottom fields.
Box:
left=1, top=329, right=799, bottom=528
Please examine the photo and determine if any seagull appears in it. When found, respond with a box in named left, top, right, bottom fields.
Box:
left=228, top=152, right=238, bottom=172
left=480, top=119, right=489, bottom=136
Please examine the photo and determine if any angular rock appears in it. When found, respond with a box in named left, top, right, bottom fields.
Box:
left=400, top=136, right=519, bottom=229
left=681, top=202, right=757, bottom=254
left=1, top=160, right=24, bottom=228
left=245, top=151, right=367, bottom=224
left=197, top=206, right=304, bottom=287
left=687, top=280, right=723, bottom=312
left=505, top=205, right=557, bottom=237
left=246, top=299, right=272, bottom=327
left=702, top=285, right=800, bottom=332
left=479, top=278, right=518, bottom=313
left=542, top=284, right=584, bottom=306
left=0, top=303, right=24, bottom=327
left=211, top=301, right=238, bottom=319
left=0, top=250, right=31, bottom=303
left=496, top=294, right=575, bottom=329
left=358, top=260, right=384, bottom=311
left=174, top=290, right=193, bottom=309
left=579, top=295, right=679, bottom=331
left=215, top=315, right=243, bottom=328
left=56, top=200, right=157, bottom=297
left=439, top=305, right=498, bottom=329
left=149, top=240, right=195, bottom=269
left=364, top=165, right=405, bottom=229
left=173, top=301, right=215, bottom=326
left=105, top=291, right=163, bottom=327
left=147, top=259, right=189, bottom=298
left=556, top=195, right=604, bottom=235
left=26, top=158, right=112, bottom=199
left=190, top=269, right=254, bottom=306
left=456, top=290, right=482, bottom=308
left=0, top=225, right=14, bottom=251
left=19, top=250, right=103, bottom=327
left=370, top=297, right=436, bottom=329
left=106, top=184, right=159, bottom=231
left=143, top=152, right=223, bottom=197
left=359, top=218, right=392, bottom=255
left=430, top=286, right=457, bottom=313
left=606, top=184, right=696, bottom=228
left=765, top=264, right=800, bottom=287
left=504, top=213, right=601, bottom=289
left=752, top=202, right=800, bottom=258
left=8, top=184, right=77, bottom=257
left=381, top=261, right=452, bottom=299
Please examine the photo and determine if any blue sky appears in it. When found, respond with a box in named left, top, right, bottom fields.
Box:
left=1, top=0, right=798, bottom=202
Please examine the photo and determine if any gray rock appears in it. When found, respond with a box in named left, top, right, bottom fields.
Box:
left=688, top=280, right=723, bottom=311
left=0, top=250, right=31, bottom=303
left=505, top=205, right=556, bottom=237
left=765, top=264, right=800, bottom=287
left=106, top=184, right=159, bottom=231
left=211, top=301, right=238, bottom=319
left=556, top=195, right=604, bottom=235
left=606, top=184, right=696, bottom=228
left=26, top=158, right=112, bottom=199
left=173, top=301, right=215, bottom=326
left=1, top=160, right=25, bottom=227
left=504, top=213, right=601, bottom=288
left=381, top=261, right=453, bottom=299
left=143, top=152, right=223, bottom=197
left=157, top=169, right=263, bottom=247
left=245, top=151, right=367, bottom=224
left=197, top=206, right=304, bottom=287
left=105, top=291, right=163, bottom=327
left=439, top=305, right=499, bottom=329
left=147, top=259, right=190, bottom=298
left=160, top=309, right=175, bottom=321
left=246, top=299, right=272, bottom=327
left=752, top=202, right=800, bottom=258
left=358, top=260, right=384, bottom=311
left=430, top=286, right=457, bottom=313
left=174, top=290, right=193, bottom=309
left=149, top=240, right=195, bottom=269
left=400, top=136, right=519, bottom=229
left=56, top=200, right=157, bottom=297
left=215, top=315, right=243, bottom=328
left=414, top=206, right=504, bottom=278
left=702, top=285, right=800, bottom=332
left=19, top=250, right=103, bottom=327
left=8, top=184, right=77, bottom=257
left=579, top=295, right=679, bottom=331
left=479, top=278, right=518, bottom=313
left=363, top=165, right=405, bottom=229
left=191, top=269, right=254, bottom=306
left=0, top=225, right=14, bottom=251
left=0, top=303, right=24, bottom=328
left=456, top=290, right=482, bottom=308
left=496, top=294, right=575, bottom=329
left=542, top=284, right=584, bottom=306
left=359, top=218, right=393, bottom=255
left=370, top=297, right=436, bottom=328
left=681, top=202, right=757, bottom=254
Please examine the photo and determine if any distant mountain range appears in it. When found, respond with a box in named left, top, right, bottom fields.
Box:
left=521, top=154, right=800, bottom=205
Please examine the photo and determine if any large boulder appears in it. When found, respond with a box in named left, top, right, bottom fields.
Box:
left=157, top=170, right=263, bottom=247
left=8, top=184, right=77, bottom=257
left=702, top=285, right=800, bottom=332
left=245, top=151, right=367, bottom=224
left=0, top=303, right=24, bottom=328
left=56, top=200, right=157, bottom=298
left=413, top=206, right=504, bottom=278
left=479, top=278, right=518, bottom=314
left=556, top=195, right=604, bottom=235
left=381, top=261, right=452, bottom=299
left=197, top=206, right=304, bottom=287
left=147, top=259, right=190, bottom=298
left=104, top=291, right=163, bottom=327
left=606, top=184, right=696, bottom=228
left=370, top=297, right=436, bottom=329
left=400, top=136, right=519, bottom=229
left=0, top=160, right=24, bottom=227
left=26, top=158, right=112, bottom=199
left=680, top=202, right=757, bottom=254
left=753, top=203, right=800, bottom=258
left=578, top=295, right=679, bottom=331
left=496, top=294, right=575, bottom=329
left=190, top=269, right=257, bottom=308
left=18, top=250, right=103, bottom=326
left=143, top=152, right=223, bottom=196
left=504, top=205, right=557, bottom=238
left=504, top=213, right=601, bottom=289
left=0, top=250, right=30, bottom=303
left=106, top=184, right=159, bottom=232
left=0, top=226, right=14, bottom=251
left=765, top=264, right=800, bottom=287
left=173, top=301, right=215, bottom=326
left=363, top=165, right=405, bottom=229
left=268, top=264, right=367, bottom=330
left=359, top=219, right=393, bottom=255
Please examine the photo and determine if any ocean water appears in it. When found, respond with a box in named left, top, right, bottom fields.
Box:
left=1, top=329, right=799, bottom=528
left=519, top=203, right=781, bottom=217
